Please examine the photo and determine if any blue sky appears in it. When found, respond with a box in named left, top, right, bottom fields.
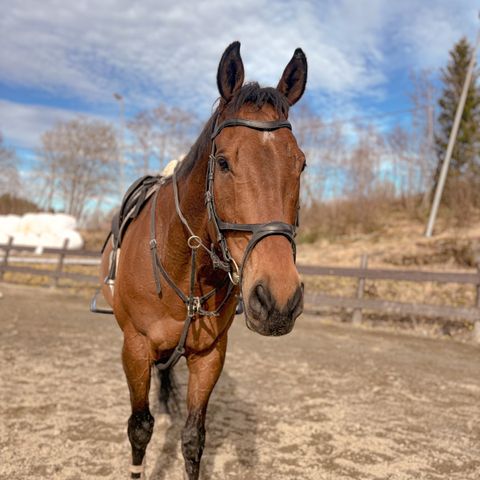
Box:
left=0, top=0, right=478, bottom=158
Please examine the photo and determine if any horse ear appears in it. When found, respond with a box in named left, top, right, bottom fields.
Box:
left=277, top=48, right=307, bottom=106
left=217, top=41, right=245, bottom=101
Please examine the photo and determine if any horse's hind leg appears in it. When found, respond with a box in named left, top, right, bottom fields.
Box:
left=122, top=328, right=154, bottom=479
left=182, top=333, right=228, bottom=480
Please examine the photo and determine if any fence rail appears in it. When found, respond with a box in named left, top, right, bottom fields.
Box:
left=298, top=264, right=480, bottom=285
left=304, top=292, right=480, bottom=322
left=0, top=238, right=99, bottom=285
left=1, top=241, right=479, bottom=336
left=298, top=257, right=480, bottom=337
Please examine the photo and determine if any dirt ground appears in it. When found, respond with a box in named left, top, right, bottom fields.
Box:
left=1, top=283, right=479, bottom=480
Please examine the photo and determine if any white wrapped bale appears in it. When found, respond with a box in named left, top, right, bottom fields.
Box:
left=0, top=213, right=84, bottom=249
left=0, top=215, right=21, bottom=239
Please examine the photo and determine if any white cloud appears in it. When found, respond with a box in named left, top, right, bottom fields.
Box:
left=387, top=0, right=479, bottom=69
left=0, top=0, right=479, bottom=149
left=0, top=100, right=112, bottom=149
left=0, top=1, right=392, bottom=106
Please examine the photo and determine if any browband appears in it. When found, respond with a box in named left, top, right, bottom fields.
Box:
left=211, top=119, right=292, bottom=140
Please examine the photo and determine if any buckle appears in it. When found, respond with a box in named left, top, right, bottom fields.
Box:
left=210, top=249, right=230, bottom=271
left=187, top=297, right=201, bottom=317
left=175, top=346, right=186, bottom=356
left=149, top=238, right=157, bottom=249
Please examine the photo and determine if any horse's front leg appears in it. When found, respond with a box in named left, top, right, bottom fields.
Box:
left=182, top=332, right=228, bottom=480
left=122, top=326, right=154, bottom=479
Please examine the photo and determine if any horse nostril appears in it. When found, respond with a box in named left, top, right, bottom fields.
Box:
left=256, top=284, right=269, bottom=307
left=249, top=283, right=273, bottom=320
left=288, top=284, right=304, bottom=319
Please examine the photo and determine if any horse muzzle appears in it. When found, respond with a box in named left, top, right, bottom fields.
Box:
left=245, top=282, right=304, bottom=336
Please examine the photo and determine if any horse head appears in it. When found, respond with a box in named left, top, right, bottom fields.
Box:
left=209, top=42, right=307, bottom=336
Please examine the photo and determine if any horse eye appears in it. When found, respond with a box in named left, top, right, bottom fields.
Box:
left=301, top=161, right=307, bottom=172
left=217, top=157, right=230, bottom=172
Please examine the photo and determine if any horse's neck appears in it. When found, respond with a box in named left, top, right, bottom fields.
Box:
left=177, top=153, right=210, bottom=244
left=162, top=151, right=216, bottom=285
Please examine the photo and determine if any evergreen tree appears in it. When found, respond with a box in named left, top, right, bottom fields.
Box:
left=434, top=37, right=480, bottom=201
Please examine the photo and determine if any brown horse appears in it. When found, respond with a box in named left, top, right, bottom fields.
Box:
left=99, top=41, right=307, bottom=479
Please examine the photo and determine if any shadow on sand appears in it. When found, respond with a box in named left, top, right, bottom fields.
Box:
left=149, top=369, right=259, bottom=479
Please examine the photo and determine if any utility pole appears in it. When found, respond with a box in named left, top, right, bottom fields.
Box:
left=425, top=17, right=480, bottom=237
left=113, top=92, right=126, bottom=197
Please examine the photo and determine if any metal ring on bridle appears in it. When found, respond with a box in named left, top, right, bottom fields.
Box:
left=228, top=257, right=240, bottom=285
left=187, top=235, right=203, bottom=250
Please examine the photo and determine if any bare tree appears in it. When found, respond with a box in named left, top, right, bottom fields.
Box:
left=127, top=110, right=156, bottom=175
left=35, top=117, right=118, bottom=220
left=128, top=104, right=198, bottom=176
left=387, top=125, right=413, bottom=201
left=345, top=124, right=384, bottom=199
left=409, top=70, right=437, bottom=207
left=0, top=132, right=20, bottom=195
left=293, top=105, right=346, bottom=203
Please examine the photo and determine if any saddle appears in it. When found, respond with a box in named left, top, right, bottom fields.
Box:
left=103, top=175, right=161, bottom=289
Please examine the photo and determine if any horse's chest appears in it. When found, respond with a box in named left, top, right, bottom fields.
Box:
left=187, top=314, right=233, bottom=351
left=144, top=309, right=234, bottom=357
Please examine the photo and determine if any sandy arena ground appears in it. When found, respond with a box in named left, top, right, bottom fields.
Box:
left=0, top=283, right=479, bottom=480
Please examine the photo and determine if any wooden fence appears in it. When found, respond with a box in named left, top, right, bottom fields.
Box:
left=0, top=237, right=99, bottom=287
left=299, top=254, right=480, bottom=328
left=1, top=240, right=479, bottom=334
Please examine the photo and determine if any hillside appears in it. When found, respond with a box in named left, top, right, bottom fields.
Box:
left=297, top=216, right=480, bottom=269
left=297, top=215, right=480, bottom=340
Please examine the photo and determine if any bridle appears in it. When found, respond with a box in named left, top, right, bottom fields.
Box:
left=205, top=117, right=298, bottom=285
left=149, top=113, right=299, bottom=369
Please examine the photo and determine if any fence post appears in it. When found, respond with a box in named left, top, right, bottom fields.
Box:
left=473, top=263, right=480, bottom=342
left=52, top=238, right=69, bottom=288
left=0, top=236, right=14, bottom=281
left=352, top=254, right=368, bottom=325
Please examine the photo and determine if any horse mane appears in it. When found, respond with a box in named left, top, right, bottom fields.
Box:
left=228, top=82, right=289, bottom=118
left=176, top=83, right=290, bottom=178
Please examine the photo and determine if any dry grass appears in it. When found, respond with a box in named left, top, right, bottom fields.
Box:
left=297, top=211, right=480, bottom=313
